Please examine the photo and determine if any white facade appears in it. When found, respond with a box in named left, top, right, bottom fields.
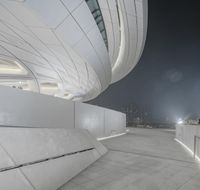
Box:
left=0, top=86, right=126, bottom=138
left=176, top=124, right=200, bottom=161
left=0, top=85, right=125, bottom=189
left=0, top=1, right=148, bottom=187
left=0, top=0, right=147, bottom=101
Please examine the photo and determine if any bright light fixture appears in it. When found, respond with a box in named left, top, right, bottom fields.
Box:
left=8, top=0, right=26, bottom=2
left=62, top=93, right=74, bottom=100
left=40, top=82, right=58, bottom=90
left=40, top=82, right=59, bottom=96
left=0, top=59, right=28, bottom=75
left=177, top=118, right=183, bottom=125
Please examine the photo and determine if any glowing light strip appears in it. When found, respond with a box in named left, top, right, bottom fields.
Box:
left=40, top=83, right=58, bottom=91
left=97, top=132, right=126, bottom=141
left=174, top=138, right=200, bottom=162
left=0, top=68, right=21, bottom=72
left=0, top=60, right=28, bottom=75
left=40, top=86, right=58, bottom=90
left=112, top=0, right=126, bottom=74
left=163, top=129, right=175, bottom=132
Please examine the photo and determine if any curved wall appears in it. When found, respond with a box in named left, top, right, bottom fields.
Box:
left=0, top=0, right=110, bottom=101
left=99, top=0, right=148, bottom=83
left=0, top=0, right=148, bottom=101
left=176, top=124, right=200, bottom=161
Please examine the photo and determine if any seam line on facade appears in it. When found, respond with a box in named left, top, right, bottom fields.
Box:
left=0, top=147, right=95, bottom=173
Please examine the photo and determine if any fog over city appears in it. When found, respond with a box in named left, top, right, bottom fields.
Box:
left=90, top=0, right=200, bottom=123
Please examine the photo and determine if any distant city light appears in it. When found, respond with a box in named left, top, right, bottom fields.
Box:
left=177, top=118, right=183, bottom=124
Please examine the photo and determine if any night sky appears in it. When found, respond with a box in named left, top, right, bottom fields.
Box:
left=89, top=0, right=200, bottom=122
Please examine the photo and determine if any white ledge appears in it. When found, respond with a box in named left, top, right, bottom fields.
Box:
left=97, top=132, right=126, bottom=141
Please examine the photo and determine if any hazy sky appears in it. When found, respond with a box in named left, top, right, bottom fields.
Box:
left=89, top=0, right=200, bottom=122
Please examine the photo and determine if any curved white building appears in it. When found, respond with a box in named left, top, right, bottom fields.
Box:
left=0, top=1, right=148, bottom=189
left=0, top=0, right=147, bottom=101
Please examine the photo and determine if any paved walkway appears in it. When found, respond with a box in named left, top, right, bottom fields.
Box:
left=60, top=128, right=200, bottom=190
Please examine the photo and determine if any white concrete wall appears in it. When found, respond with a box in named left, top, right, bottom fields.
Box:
left=176, top=124, right=200, bottom=159
left=104, top=108, right=126, bottom=136
left=0, top=85, right=74, bottom=128
left=75, top=103, right=126, bottom=138
left=0, top=127, right=107, bottom=190
left=0, top=86, right=126, bottom=138
left=0, top=85, right=126, bottom=189
left=0, top=0, right=114, bottom=101
left=75, top=103, right=105, bottom=138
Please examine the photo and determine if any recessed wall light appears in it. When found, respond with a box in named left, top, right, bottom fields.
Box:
left=40, top=82, right=58, bottom=90
left=7, top=0, right=26, bottom=2
left=0, top=58, right=28, bottom=75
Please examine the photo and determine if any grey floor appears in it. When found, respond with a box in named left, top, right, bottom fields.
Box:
left=59, top=128, right=200, bottom=190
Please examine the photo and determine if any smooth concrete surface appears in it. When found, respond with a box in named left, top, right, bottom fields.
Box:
left=0, top=169, right=35, bottom=190
left=0, top=86, right=74, bottom=128
left=75, top=102, right=126, bottom=138
left=0, top=128, right=94, bottom=166
left=20, top=150, right=100, bottom=190
left=59, top=128, right=200, bottom=190
left=0, top=86, right=126, bottom=138
left=176, top=124, right=200, bottom=159
left=104, top=108, right=126, bottom=136
left=0, top=127, right=107, bottom=190
left=0, top=0, right=147, bottom=100
left=75, top=103, right=105, bottom=138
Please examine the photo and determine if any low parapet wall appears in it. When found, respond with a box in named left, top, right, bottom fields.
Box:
left=176, top=124, right=200, bottom=160
left=0, top=86, right=126, bottom=189
left=0, top=86, right=126, bottom=138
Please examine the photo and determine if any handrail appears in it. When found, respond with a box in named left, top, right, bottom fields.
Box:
left=194, top=135, right=200, bottom=159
